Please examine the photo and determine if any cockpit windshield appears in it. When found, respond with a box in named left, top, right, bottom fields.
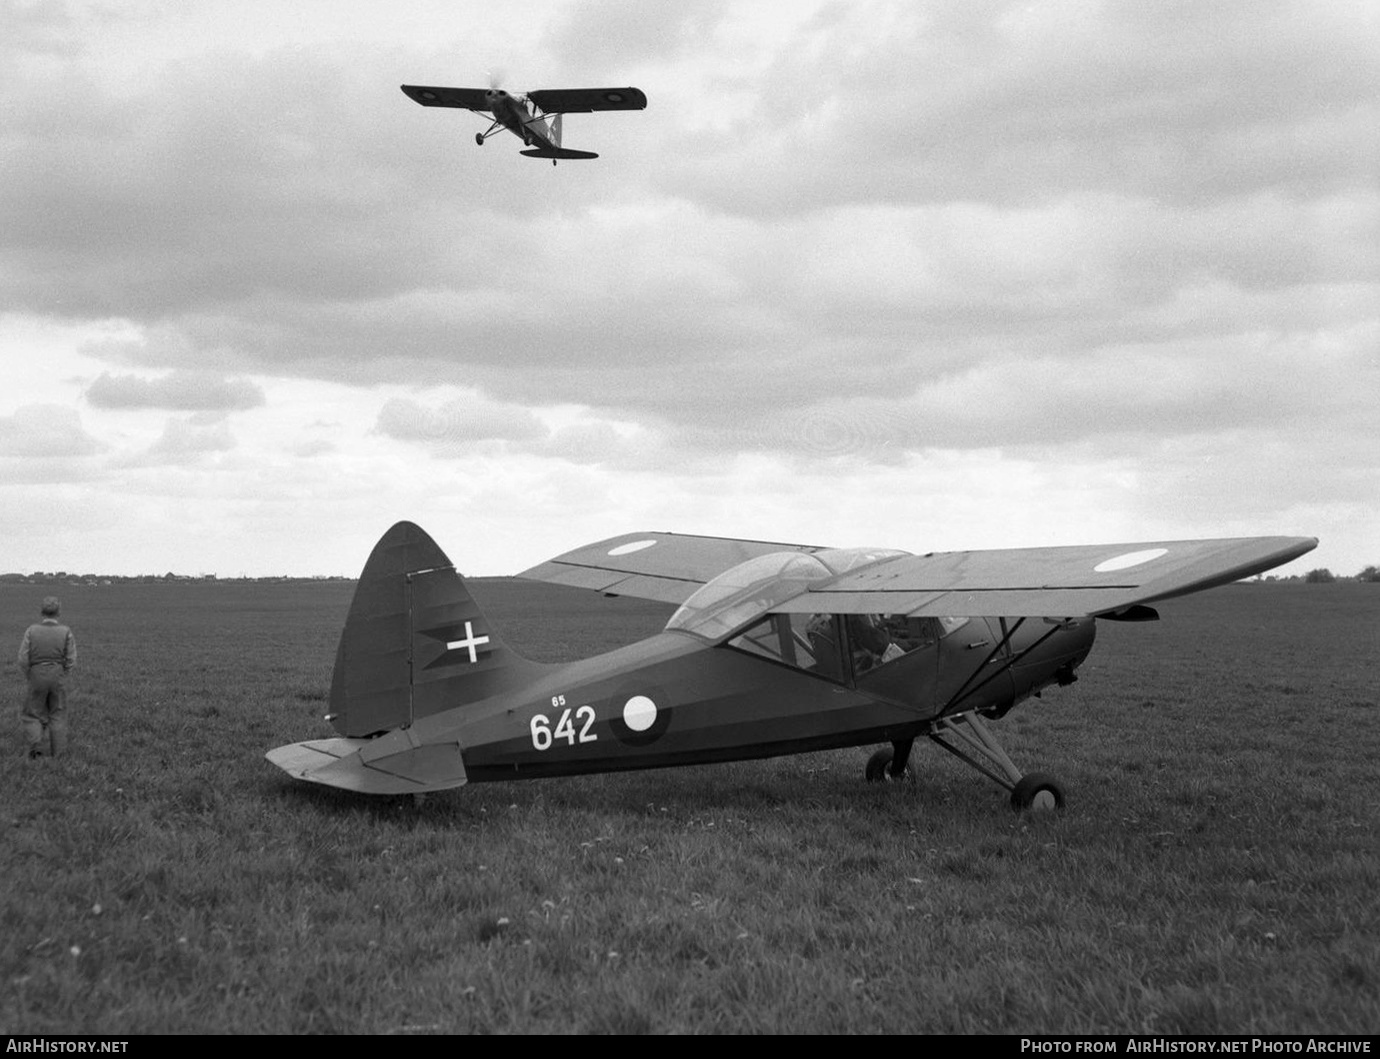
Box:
left=666, top=551, right=834, bottom=641
left=664, top=546, right=912, bottom=642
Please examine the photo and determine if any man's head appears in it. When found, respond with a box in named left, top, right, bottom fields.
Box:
left=40, top=597, right=60, bottom=618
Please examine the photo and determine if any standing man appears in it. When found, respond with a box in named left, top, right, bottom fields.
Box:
left=17, top=596, right=77, bottom=759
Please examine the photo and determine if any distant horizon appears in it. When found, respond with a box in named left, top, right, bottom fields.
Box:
left=3, top=566, right=1371, bottom=585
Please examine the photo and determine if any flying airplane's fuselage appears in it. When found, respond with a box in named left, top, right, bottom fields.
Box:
left=485, top=89, right=552, bottom=150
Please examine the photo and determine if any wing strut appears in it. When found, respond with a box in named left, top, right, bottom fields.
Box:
left=939, top=617, right=1070, bottom=717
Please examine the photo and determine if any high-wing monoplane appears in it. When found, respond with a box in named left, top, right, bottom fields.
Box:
left=400, top=80, right=646, bottom=163
left=267, top=522, right=1315, bottom=811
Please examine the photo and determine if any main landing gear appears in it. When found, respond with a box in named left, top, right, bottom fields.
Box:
left=865, top=712, right=1066, bottom=812
left=866, top=737, right=915, bottom=783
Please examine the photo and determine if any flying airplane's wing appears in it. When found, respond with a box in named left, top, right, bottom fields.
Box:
left=773, top=536, right=1318, bottom=619
left=400, top=85, right=492, bottom=110
left=527, top=87, right=647, bottom=113
left=518, top=531, right=823, bottom=605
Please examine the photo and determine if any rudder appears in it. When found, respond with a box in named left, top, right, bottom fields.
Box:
left=328, top=521, right=529, bottom=737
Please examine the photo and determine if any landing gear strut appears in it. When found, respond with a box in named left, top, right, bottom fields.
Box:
left=865, top=712, right=1066, bottom=811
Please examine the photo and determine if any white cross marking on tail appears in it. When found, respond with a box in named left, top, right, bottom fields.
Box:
left=446, top=621, right=491, bottom=664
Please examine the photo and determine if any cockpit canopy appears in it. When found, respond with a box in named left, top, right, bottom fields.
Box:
left=666, top=546, right=909, bottom=642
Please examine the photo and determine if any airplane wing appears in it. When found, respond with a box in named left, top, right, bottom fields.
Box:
left=400, top=85, right=492, bottom=110
left=518, top=531, right=822, bottom=605
left=527, top=87, right=647, bottom=113
left=773, top=536, right=1319, bottom=619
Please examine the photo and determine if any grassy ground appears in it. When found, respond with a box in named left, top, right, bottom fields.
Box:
left=1, top=579, right=1377, bottom=1034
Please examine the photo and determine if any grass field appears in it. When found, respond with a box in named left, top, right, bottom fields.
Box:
left=2, top=578, right=1377, bottom=1034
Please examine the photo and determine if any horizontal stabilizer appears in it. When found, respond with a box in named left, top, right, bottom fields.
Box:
left=520, top=147, right=599, bottom=160
left=266, top=735, right=469, bottom=795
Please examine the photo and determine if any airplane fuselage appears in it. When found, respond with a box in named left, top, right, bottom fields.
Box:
left=451, top=615, right=1093, bottom=782
left=485, top=89, right=553, bottom=150
left=283, top=610, right=1094, bottom=794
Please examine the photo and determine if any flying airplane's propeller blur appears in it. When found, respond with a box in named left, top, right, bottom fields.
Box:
left=267, top=522, right=1316, bottom=811
left=400, top=80, right=647, bottom=163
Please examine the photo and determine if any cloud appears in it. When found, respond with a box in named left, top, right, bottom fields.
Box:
left=375, top=394, right=548, bottom=448
left=129, top=416, right=237, bottom=465
left=86, top=371, right=265, bottom=411
left=653, top=1, right=1380, bottom=214
left=0, top=404, right=103, bottom=458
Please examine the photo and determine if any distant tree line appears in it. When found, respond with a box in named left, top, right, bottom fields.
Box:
left=1240, top=567, right=1380, bottom=584
left=1290, top=567, right=1380, bottom=583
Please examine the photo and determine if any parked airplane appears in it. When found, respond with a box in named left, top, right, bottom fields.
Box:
left=266, top=522, right=1315, bottom=811
left=400, top=81, right=646, bottom=163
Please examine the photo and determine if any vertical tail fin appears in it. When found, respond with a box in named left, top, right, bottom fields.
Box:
left=328, top=521, right=530, bottom=738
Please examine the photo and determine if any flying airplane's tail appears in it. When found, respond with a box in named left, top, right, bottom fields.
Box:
left=520, top=147, right=599, bottom=160
left=326, top=521, right=533, bottom=739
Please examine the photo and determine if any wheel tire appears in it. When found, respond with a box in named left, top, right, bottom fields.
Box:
left=1010, top=772, right=1066, bottom=812
left=865, top=748, right=912, bottom=783
left=475, top=133, right=485, bottom=147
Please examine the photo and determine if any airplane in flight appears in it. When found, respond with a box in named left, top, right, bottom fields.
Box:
left=266, top=522, right=1315, bottom=811
left=399, top=81, right=647, bottom=163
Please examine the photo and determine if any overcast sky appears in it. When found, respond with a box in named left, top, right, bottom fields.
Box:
left=1, top=0, right=1375, bottom=577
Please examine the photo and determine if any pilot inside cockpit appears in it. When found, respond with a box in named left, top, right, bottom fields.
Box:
left=808, top=613, right=897, bottom=679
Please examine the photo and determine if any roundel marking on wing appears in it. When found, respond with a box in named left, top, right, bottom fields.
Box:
left=605, top=92, right=625, bottom=103
left=608, top=539, right=657, bottom=556
left=1094, top=547, right=1169, bottom=573
left=420, top=90, right=439, bottom=100
left=622, top=695, right=657, bottom=732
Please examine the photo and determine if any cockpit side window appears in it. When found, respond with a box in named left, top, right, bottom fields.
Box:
left=844, top=614, right=972, bottom=676
left=726, top=613, right=849, bottom=684
left=726, top=612, right=972, bottom=684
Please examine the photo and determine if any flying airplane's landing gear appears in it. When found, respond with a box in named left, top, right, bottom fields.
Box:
left=928, top=712, right=1066, bottom=812
left=865, top=737, right=915, bottom=783
left=476, top=133, right=485, bottom=146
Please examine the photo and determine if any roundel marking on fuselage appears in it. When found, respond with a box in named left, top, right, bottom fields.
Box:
left=1094, top=547, right=1169, bottom=573
left=608, top=682, right=672, bottom=747
left=608, top=539, right=657, bottom=556
left=622, top=695, right=657, bottom=732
